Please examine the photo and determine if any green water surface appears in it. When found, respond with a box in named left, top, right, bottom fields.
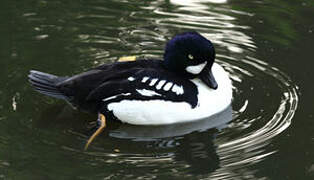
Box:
left=0, top=0, right=314, bottom=179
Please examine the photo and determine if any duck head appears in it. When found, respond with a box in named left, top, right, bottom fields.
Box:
left=163, top=32, right=218, bottom=89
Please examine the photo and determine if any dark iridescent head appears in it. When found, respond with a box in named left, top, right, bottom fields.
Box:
left=163, top=32, right=218, bottom=89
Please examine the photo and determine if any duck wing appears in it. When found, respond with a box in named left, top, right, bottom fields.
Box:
left=86, top=70, right=199, bottom=108
left=56, top=60, right=199, bottom=111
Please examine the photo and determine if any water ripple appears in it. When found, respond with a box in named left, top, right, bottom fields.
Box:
left=17, top=0, right=299, bottom=179
left=215, top=55, right=298, bottom=172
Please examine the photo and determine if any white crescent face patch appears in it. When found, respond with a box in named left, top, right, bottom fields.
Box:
left=185, top=61, right=207, bottom=74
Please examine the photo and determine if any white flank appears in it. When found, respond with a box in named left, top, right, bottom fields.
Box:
left=107, top=63, right=232, bottom=125
left=163, top=82, right=173, bottom=91
left=128, top=77, right=135, bottom=81
left=149, top=78, right=158, bottom=86
left=156, top=80, right=166, bottom=90
left=136, top=89, right=161, bottom=97
left=141, top=77, right=149, bottom=83
left=186, top=61, right=207, bottom=74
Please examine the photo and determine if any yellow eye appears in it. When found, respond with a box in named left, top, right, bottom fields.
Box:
left=188, top=54, right=194, bottom=60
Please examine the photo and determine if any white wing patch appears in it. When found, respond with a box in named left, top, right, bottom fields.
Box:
left=128, top=76, right=135, bottom=81
left=102, top=93, right=131, bottom=102
left=163, top=82, right=173, bottom=91
left=149, top=78, right=158, bottom=86
left=156, top=80, right=166, bottom=90
left=171, top=84, right=184, bottom=95
left=136, top=89, right=161, bottom=97
left=139, top=77, right=184, bottom=95
left=141, top=77, right=149, bottom=83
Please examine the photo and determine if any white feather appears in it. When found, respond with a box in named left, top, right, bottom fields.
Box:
left=163, top=82, right=173, bottom=91
left=171, top=84, right=184, bottom=95
left=136, top=89, right=161, bottom=97
left=128, top=77, right=135, bottom=81
left=149, top=78, right=158, bottom=86
left=102, top=93, right=131, bottom=102
left=141, top=77, right=149, bottom=83
left=156, top=80, right=166, bottom=90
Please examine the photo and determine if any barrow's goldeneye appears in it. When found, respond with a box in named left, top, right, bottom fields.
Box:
left=28, top=32, right=232, bottom=148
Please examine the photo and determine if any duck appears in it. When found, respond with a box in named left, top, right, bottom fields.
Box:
left=28, top=32, right=232, bottom=149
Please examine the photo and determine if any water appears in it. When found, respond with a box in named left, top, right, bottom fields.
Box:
left=1, top=0, right=313, bottom=179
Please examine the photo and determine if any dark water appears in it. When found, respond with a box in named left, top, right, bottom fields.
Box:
left=1, top=0, right=314, bottom=179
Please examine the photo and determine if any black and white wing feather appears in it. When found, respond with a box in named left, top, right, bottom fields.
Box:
left=35, top=60, right=200, bottom=113
left=86, top=68, right=199, bottom=108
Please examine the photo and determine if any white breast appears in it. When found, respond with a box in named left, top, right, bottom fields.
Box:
left=107, top=63, right=232, bottom=125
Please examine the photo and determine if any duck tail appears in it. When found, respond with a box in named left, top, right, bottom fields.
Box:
left=28, top=70, right=68, bottom=100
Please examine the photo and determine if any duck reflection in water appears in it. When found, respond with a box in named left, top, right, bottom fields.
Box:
left=110, top=106, right=232, bottom=174
left=35, top=104, right=232, bottom=175
left=175, top=129, right=219, bottom=174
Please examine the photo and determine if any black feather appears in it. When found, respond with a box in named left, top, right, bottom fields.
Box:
left=28, top=59, right=199, bottom=113
left=28, top=70, right=68, bottom=100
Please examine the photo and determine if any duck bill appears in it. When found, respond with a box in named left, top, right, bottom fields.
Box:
left=199, top=66, right=218, bottom=90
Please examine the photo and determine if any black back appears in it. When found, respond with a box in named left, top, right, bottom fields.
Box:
left=56, top=59, right=199, bottom=113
